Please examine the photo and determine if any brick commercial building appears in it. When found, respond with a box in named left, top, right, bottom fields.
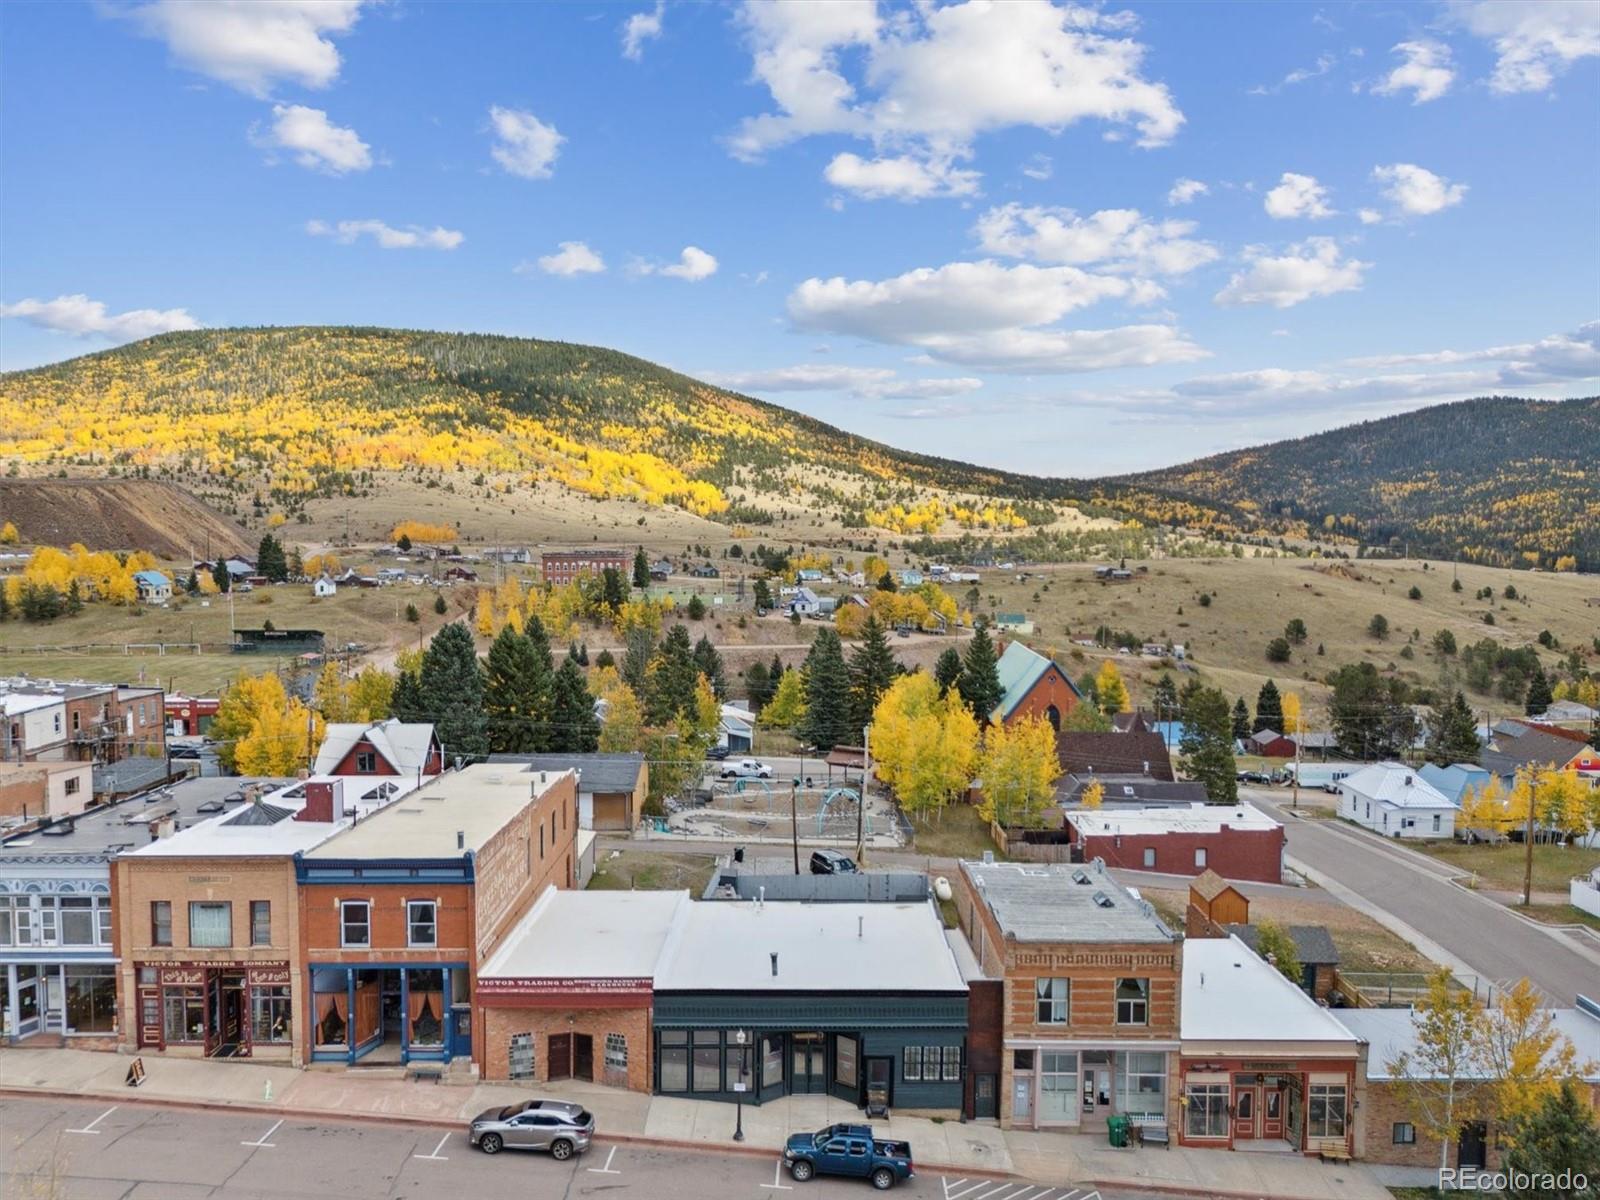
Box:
left=477, top=888, right=687, bottom=1091
left=991, top=641, right=1081, bottom=731
left=489, top=752, right=647, bottom=832
left=1179, top=935, right=1360, bottom=1156
left=3, top=679, right=166, bottom=768
left=297, top=762, right=577, bottom=1071
left=954, top=859, right=1181, bottom=1135
left=112, top=775, right=418, bottom=1062
left=0, top=761, right=93, bottom=821
left=540, top=548, right=627, bottom=586
left=1335, top=1000, right=1600, bottom=1171
left=1065, top=802, right=1286, bottom=884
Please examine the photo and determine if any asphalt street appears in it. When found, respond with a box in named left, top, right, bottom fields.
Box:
left=1246, top=789, right=1600, bottom=1004
left=1, top=1097, right=1140, bottom=1200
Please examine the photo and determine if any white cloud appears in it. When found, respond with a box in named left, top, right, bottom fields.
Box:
left=973, top=204, right=1219, bottom=276
left=704, top=363, right=983, bottom=400
left=122, top=0, right=369, bottom=96
left=1249, top=52, right=1336, bottom=95
left=256, top=104, right=372, bottom=173
left=306, top=219, right=463, bottom=250
left=1263, top=172, right=1334, bottom=219
left=0, top=293, right=201, bottom=342
left=1214, top=238, right=1369, bottom=308
left=621, top=2, right=665, bottom=61
left=1372, top=163, right=1467, bottom=216
left=1345, top=321, right=1600, bottom=381
left=639, top=246, right=719, bottom=281
left=1358, top=208, right=1383, bottom=225
left=1372, top=40, right=1456, bottom=103
left=1456, top=0, right=1600, bottom=94
left=526, top=241, right=606, bottom=277
left=786, top=259, right=1205, bottom=373
left=1021, top=153, right=1053, bottom=181
left=488, top=106, right=564, bottom=180
left=824, top=152, right=980, bottom=201
left=729, top=0, right=1184, bottom=186
left=1166, top=177, right=1208, bottom=206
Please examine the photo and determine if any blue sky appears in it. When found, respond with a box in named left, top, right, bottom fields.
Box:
left=2, top=1, right=1597, bottom=475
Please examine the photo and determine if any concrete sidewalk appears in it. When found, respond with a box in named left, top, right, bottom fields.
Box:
left=0, top=1047, right=1391, bottom=1200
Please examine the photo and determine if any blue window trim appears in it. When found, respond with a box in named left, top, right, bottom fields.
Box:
left=307, top=960, right=467, bottom=1065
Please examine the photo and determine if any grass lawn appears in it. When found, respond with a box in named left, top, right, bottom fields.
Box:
left=1522, top=902, right=1600, bottom=932
left=587, top=850, right=718, bottom=895
left=906, top=802, right=1000, bottom=861
left=1418, top=842, right=1600, bottom=894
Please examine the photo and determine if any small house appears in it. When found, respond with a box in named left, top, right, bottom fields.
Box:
left=719, top=704, right=755, bottom=753
left=1337, top=762, right=1458, bottom=839
left=650, top=558, right=673, bottom=580
left=690, top=563, right=720, bottom=579
left=898, top=569, right=924, bottom=587
left=789, top=587, right=823, bottom=616
left=132, top=570, right=172, bottom=604
left=311, top=575, right=337, bottom=599
left=1246, top=729, right=1297, bottom=758
left=796, top=568, right=825, bottom=584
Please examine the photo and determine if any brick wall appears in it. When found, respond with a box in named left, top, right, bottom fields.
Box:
left=301, top=881, right=473, bottom=963
left=1003, top=663, right=1080, bottom=728
left=1078, top=826, right=1284, bottom=884
left=480, top=1004, right=652, bottom=1093
left=1361, top=1079, right=1600, bottom=1168
left=474, top=772, right=578, bottom=964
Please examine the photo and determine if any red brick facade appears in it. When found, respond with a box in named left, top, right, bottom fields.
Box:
left=1071, top=823, right=1285, bottom=884
left=541, top=549, right=627, bottom=586
left=1001, top=661, right=1080, bottom=730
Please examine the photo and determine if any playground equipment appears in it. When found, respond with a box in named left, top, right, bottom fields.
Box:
left=816, top=787, right=872, bottom=836
left=733, top=776, right=774, bottom=808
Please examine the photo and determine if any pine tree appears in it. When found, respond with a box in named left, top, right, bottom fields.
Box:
left=848, top=615, right=899, bottom=732
left=1180, top=686, right=1238, bottom=804
left=1425, top=691, right=1482, bottom=765
left=752, top=577, right=772, bottom=611
left=483, top=625, right=551, bottom=753
left=743, top=661, right=771, bottom=711
left=391, top=668, right=424, bottom=722
left=433, top=593, right=447, bottom=615
left=632, top=546, right=650, bottom=590
left=595, top=648, right=615, bottom=669
left=933, top=646, right=963, bottom=696
left=601, top=566, right=626, bottom=612
left=693, top=634, right=727, bottom=699
left=1231, top=696, right=1251, bottom=742
left=185, top=569, right=199, bottom=595
left=419, top=623, right=487, bottom=760
left=797, top=627, right=853, bottom=750
left=256, top=534, right=288, bottom=583
left=877, top=570, right=898, bottom=592
left=1153, top=674, right=1179, bottom=723
left=548, top=654, right=600, bottom=752
left=65, top=579, right=83, bottom=615
left=1504, top=1080, right=1600, bottom=1185
left=211, top=558, right=231, bottom=593
left=957, top=621, right=1003, bottom=722
left=1525, top=665, right=1554, bottom=716
left=647, top=624, right=700, bottom=725
left=1254, top=679, right=1284, bottom=734
left=621, top=627, right=655, bottom=696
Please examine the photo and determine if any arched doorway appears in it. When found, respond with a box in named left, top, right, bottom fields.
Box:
left=1045, top=705, right=1061, bottom=732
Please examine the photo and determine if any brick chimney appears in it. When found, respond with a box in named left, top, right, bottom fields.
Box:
left=296, top=779, right=336, bottom=823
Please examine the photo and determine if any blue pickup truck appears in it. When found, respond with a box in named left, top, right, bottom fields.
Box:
left=783, top=1123, right=914, bottom=1190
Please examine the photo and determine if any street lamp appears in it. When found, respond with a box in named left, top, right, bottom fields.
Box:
left=732, top=1029, right=750, bottom=1141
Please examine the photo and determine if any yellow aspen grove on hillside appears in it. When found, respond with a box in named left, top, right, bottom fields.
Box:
left=1095, top=660, right=1130, bottom=713
left=0, top=521, right=18, bottom=544
left=391, top=520, right=458, bottom=544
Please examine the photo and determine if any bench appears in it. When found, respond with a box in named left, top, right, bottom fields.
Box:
left=1314, top=1140, right=1352, bottom=1164
left=406, top=1064, right=443, bottom=1084
left=1134, top=1122, right=1169, bottom=1150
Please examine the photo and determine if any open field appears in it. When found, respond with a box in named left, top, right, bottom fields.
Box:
left=904, top=803, right=1000, bottom=860
left=1139, top=884, right=1438, bottom=975
left=587, top=849, right=718, bottom=894
left=1417, top=841, right=1600, bottom=894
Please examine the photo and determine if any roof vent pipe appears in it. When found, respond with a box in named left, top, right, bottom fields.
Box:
left=757, top=886, right=765, bottom=910
left=457, top=830, right=465, bottom=850
left=857, top=915, right=863, bottom=939
left=770, top=952, right=778, bottom=978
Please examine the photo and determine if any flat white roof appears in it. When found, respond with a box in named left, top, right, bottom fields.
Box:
left=306, top=762, right=569, bottom=859
left=1181, top=935, right=1358, bottom=1045
left=1070, top=802, right=1280, bottom=837
left=480, top=887, right=689, bottom=980
left=129, top=784, right=344, bottom=859
left=654, top=900, right=966, bottom=993
left=1337, top=1006, right=1600, bottom=1082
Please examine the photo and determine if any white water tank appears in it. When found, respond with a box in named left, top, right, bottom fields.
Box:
left=933, top=876, right=953, bottom=902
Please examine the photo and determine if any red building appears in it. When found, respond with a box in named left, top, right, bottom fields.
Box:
left=1066, top=802, right=1285, bottom=884
left=541, top=549, right=627, bottom=586
left=165, top=695, right=221, bottom=737
left=992, top=640, right=1081, bottom=730
left=312, top=719, right=444, bottom=779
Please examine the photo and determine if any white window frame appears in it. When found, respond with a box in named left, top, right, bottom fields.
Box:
left=1035, top=976, right=1069, bottom=1025
left=1194, top=847, right=1207, bottom=869
left=1115, top=977, right=1150, bottom=1026
left=340, top=900, right=371, bottom=948
left=406, top=900, right=437, bottom=948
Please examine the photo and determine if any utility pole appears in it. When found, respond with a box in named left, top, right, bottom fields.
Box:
left=1521, top=771, right=1538, bottom=907
left=1292, top=723, right=1301, bottom=813
left=790, top=781, right=800, bottom=876
left=857, top=724, right=869, bottom=865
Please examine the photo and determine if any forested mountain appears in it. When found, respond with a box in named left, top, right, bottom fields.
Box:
left=1119, top=396, right=1600, bottom=570
left=0, top=329, right=1594, bottom=568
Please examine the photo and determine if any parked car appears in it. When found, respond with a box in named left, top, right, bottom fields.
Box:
left=784, top=1124, right=913, bottom=1190
left=719, top=758, right=772, bottom=780
left=468, top=1099, right=594, bottom=1159
left=707, top=744, right=730, bottom=761
left=810, top=850, right=859, bottom=875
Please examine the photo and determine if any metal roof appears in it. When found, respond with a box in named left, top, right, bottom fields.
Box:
left=487, top=752, right=644, bottom=794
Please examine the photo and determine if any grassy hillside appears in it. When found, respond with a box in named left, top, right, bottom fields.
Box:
left=0, top=478, right=253, bottom=558
left=1119, top=396, right=1600, bottom=571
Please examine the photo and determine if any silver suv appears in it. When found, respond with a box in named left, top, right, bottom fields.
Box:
left=468, top=1099, right=595, bottom=1159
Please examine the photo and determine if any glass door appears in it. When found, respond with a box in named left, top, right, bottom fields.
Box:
left=791, top=1033, right=826, bottom=1093
left=15, top=966, right=41, bottom=1037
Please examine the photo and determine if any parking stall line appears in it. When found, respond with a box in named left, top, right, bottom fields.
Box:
left=64, top=1106, right=118, bottom=1135
left=944, top=1181, right=995, bottom=1200
left=972, top=1183, right=1021, bottom=1200
left=240, top=1118, right=283, bottom=1148
left=760, top=1160, right=794, bottom=1190
left=414, top=1132, right=451, bottom=1161
left=586, top=1146, right=621, bottom=1174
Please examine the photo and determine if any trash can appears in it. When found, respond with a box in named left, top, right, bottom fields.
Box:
left=1107, top=1115, right=1130, bottom=1148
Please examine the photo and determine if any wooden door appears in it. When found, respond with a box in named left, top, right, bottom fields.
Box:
left=574, top=1033, right=594, bottom=1081
left=203, top=971, right=222, bottom=1057
left=1232, top=1086, right=1257, bottom=1140
left=548, top=1032, right=573, bottom=1081
left=1262, top=1086, right=1284, bottom=1139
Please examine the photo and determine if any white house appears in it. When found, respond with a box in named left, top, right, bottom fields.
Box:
left=789, top=586, right=823, bottom=616
left=311, top=575, right=337, bottom=598
left=1336, top=761, right=1458, bottom=840
left=132, top=570, right=172, bottom=604
left=719, top=703, right=755, bottom=753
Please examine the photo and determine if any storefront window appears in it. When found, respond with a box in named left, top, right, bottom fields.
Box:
left=1117, top=1052, right=1166, bottom=1119
left=835, top=1035, right=859, bottom=1088
left=942, top=1046, right=962, bottom=1082
left=762, top=1036, right=782, bottom=1087
left=408, top=969, right=444, bottom=1047
left=659, top=1030, right=688, bottom=1091
left=692, top=1030, right=721, bottom=1092
left=313, top=972, right=349, bottom=1048
left=64, top=966, right=117, bottom=1033
left=251, top=986, right=292, bottom=1042
left=1308, top=1084, right=1347, bottom=1139
left=1185, top=1083, right=1229, bottom=1138
left=725, top=1043, right=752, bottom=1092
left=1038, top=1051, right=1078, bottom=1123
left=903, top=1046, right=923, bottom=1081
left=605, top=1033, right=628, bottom=1071
left=164, top=986, right=205, bottom=1043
